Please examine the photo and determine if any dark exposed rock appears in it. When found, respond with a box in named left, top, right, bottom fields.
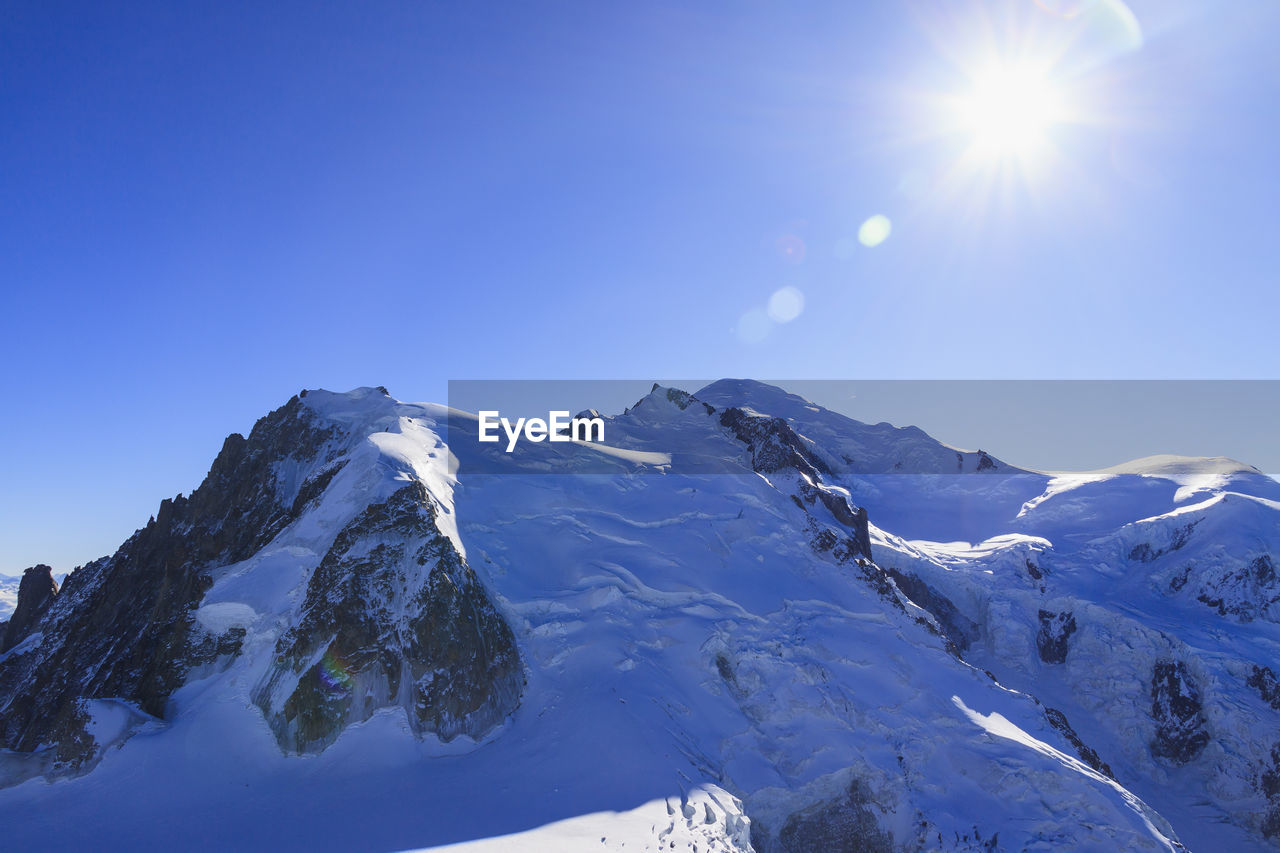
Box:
left=1266, top=745, right=1280, bottom=800
left=1195, top=593, right=1230, bottom=617
left=806, top=482, right=864, bottom=529
left=0, top=565, right=59, bottom=653
left=714, top=652, right=736, bottom=686
left=629, top=384, right=714, bottom=416
left=767, top=779, right=894, bottom=853
left=1150, top=660, right=1210, bottom=764
left=1262, top=745, right=1280, bottom=839
left=0, top=394, right=345, bottom=776
left=1255, top=555, right=1278, bottom=585
left=166, top=395, right=344, bottom=569
left=805, top=528, right=917, bottom=641
left=1045, top=706, right=1115, bottom=779
left=805, top=519, right=902, bottom=620
left=719, top=403, right=879, bottom=589
left=1130, top=521, right=1199, bottom=564
left=796, top=481, right=871, bottom=561
left=1247, top=665, right=1280, bottom=711
left=554, top=409, right=607, bottom=438
left=719, top=406, right=830, bottom=479
left=254, top=481, right=522, bottom=753
left=884, top=569, right=979, bottom=652
left=1, top=390, right=521, bottom=781
left=659, top=385, right=714, bottom=414
left=290, top=462, right=345, bottom=517
left=1170, top=522, right=1197, bottom=550
left=1130, top=543, right=1157, bottom=563
left=709, top=398, right=884, bottom=607
left=1036, top=610, right=1077, bottom=664
left=852, top=561, right=907, bottom=611
left=750, top=819, right=772, bottom=853
left=1190, top=553, right=1280, bottom=622
left=976, top=451, right=997, bottom=472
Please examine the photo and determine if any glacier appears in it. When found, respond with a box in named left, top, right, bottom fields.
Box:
left=0, top=380, right=1277, bottom=851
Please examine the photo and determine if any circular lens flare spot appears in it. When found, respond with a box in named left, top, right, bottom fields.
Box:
left=858, top=215, right=893, bottom=248
left=736, top=307, right=772, bottom=344
left=767, top=287, right=805, bottom=323
left=775, top=234, right=807, bottom=264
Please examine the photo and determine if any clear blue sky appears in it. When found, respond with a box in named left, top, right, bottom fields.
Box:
left=2, top=0, right=1277, bottom=573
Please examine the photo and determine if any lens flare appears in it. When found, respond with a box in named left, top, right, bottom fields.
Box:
left=1034, top=0, right=1143, bottom=72
left=774, top=234, right=807, bottom=264
left=858, top=215, right=893, bottom=248
left=889, top=0, right=1147, bottom=247
left=736, top=307, right=772, bottom=344
left=767, top=287, right=805, bottom=323
left=317, top=649, right=354, bottom=694
left=1033, top=0, right=1096, bottom=19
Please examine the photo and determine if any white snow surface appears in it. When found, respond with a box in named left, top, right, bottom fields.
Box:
left=0, top=381, right=1276, bottom=851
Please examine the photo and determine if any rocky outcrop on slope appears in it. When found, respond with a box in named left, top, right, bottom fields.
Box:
left=255, top=481, right=522, bottom=753
left=711, top=390, right=971, bottom=678
left=1045, top=706, right=1115, bottom=779
left=883, top=569, right=980, bottom=653
left=713, top=400, right=872, bottom=563
left=1189, top=553, right=1280, bottom=622
left=0, top=394, right=350, bottom=777
left=1, top=390, right=523, bottom=779
left=1150, top=660, right=1210, bottom=764
left=1261, top=745, right=1280, bottom=839
left=657, top=384, right=715, bottom=415
left=1128, top=500, right=1280, bottom=624
left=758, top=779, right=895, bottom=853
left=1129, top=521, right=1198, bottom=564
left=0, top=565, right=58, bottom=653
left=1249, top=665, right=1280, bottom=711
left=1035, top=609, right=1077, bottom=664
left=719, top=406, right=831, bottom=480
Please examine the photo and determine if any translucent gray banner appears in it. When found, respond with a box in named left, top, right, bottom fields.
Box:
left=444, top=379, right=1280, bottom=478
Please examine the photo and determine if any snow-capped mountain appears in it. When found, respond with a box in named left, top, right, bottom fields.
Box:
left=0, top=381, right=1277, bottom=851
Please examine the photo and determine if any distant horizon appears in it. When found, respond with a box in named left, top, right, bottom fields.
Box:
left=4, top=377, right=1278, bottom=576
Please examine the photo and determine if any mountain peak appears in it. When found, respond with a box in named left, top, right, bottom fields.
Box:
left=1, top=382, right=1277, bottom=851
left=0, top=565, right=58, bottom=653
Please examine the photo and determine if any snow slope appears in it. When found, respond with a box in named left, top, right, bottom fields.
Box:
left=0, top=381, right=1275, bottom=851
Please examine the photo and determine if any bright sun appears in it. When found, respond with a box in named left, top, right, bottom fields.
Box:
left=957, top=65, right=1064, bottom=159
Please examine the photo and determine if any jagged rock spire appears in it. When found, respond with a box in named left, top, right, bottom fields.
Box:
left=0, top=565, right=58, bottom=653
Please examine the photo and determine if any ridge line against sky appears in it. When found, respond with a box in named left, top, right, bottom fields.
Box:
left=2, top=0, right=1277, bottom=572
left=3, top=377, right=1278, bottom=575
